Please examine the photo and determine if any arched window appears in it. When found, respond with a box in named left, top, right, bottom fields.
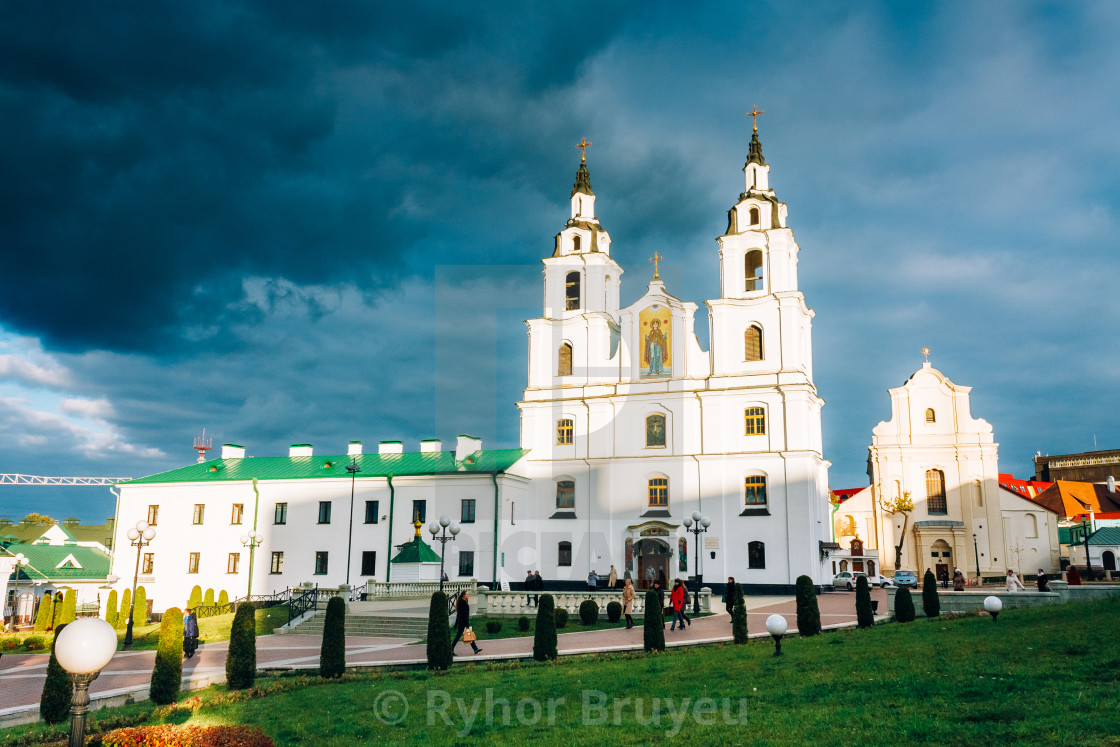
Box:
left=744, top=325, right=763, bottom=361
left=925, top=408, right=936, bottom=423
left=557, top=343, right=572, bottom=376
left=926, top=469, right=947, bottom=515
left=745, top=250, right=763, bottom=291
left=645, top=414, right=666, bottom=447
left=974, top=479, right=983, bottom=507
left=558, top=541, right=572, bottom=566
left=867, top=560, right=876, bottom=577
left=565, top=271, right=580, bottom=311
left=744, top=407, right=766, bottom=435
left=749, top=206, right=760, bottom=225
left=556, top=419, right=573, bottom=445
left=748, top=541, right=766, bottom=569
left=572, top=235, right=581, bottom=253
left=556, top=480, right=575, bottom=509
left=648, top=477, right=668, bottom=507
left=1026, top=514, right=1038, bottom=538
left=744, top=475, right=767, bottom=505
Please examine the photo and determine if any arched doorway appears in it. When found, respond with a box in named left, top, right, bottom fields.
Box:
left=930, top=539, right=953, bottom=582
left=1103, top=550, right=1116, bottom=571
left=636, top=538, right=670, bottom=589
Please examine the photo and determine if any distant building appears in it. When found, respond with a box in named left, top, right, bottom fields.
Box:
left=1034, top=449, right=1120, bottom=483
left=2, top=522, right=111, bottom=626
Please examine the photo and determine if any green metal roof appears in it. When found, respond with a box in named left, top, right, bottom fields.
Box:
left=120, top=448, right=529, bottom=485
left=4, top=543, right=110, bottom=581
left=1088, top=527, right=1120, bottom=546
left=390, top=536, right=442, bottom=564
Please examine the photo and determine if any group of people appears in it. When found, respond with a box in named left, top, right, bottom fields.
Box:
left=586, top=565, right=624, bottom=591
left=1005, top=568, right=1051, bottom=592
left=523, top=570, right=544, bottom=606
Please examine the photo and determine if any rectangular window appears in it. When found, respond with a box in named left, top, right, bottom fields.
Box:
left=556, top=480, right=575, bottom=509
left=274, top=502, right=288, bottom=525
left=745, top=476, right=767, bottom=505
left=231, top=504, right=244, bottom=525
left=412, top=500, right=427, bottom=524
left=926, top=470, right=948, bottom=515
left=458, top=551, right=475, bottom=577
left=361, top=551, right=376, bottom=576
left=187, top=552, right=200, bottom=574
left=146, top=505, right=159, bottom=526
left=192, top=504, right=205, bottom=525
left=141, top=553, right=154, bottom=574
left=364, top=500, right=379, bottom=524
left=314, top=551, right=329, bottom=575
left=558, top=542, right=572, bottom=567
left=744, top=407, right=766, bottom=435
left=556, top=418, right=573, bottom=445
left=227, top=553, right=240, bottom=574
left=270, top=552, right=284, bottom=574
left=461, top=499, right=476, bottom=523
left=318, top=501, right=332, bottom=524
left=648, top=478, right=669, bottom=507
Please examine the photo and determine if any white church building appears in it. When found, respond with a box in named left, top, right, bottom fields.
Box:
left=107, top=125, right=833, bottom=610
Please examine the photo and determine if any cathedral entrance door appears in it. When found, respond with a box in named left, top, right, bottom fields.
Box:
left=636, top=539, right=670, bottom=590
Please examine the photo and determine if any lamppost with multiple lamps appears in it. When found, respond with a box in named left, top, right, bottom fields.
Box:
left=240, top=530, right=263, bottom=598
left=7, top=553, right=29, bottom=632
left=54, top=616, right=118, bottom=747
left=428, top=515, right=460, bottom=591
left=345, top=461, right=361, bottom=586
left=1082, top=515, right=1094, bottom=581
left=123, top=520, right=155, bottom=650
left=973, top=533, right=981, bottom=584
left=681, top=511, right=710, bottom=615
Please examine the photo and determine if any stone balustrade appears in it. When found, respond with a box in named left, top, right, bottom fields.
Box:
left=364, top=579, right=479, bottom=600
left=885, top=581, right=1120, bottom=617
left=477, top=588, right=712, bottom=617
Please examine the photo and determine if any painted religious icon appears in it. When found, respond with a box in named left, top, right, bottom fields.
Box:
left=640, top=305, right=671, bottom=378
left=678, top=536, right=687, bottom=572
left=625, top=537, right=634, bottom=571
left=646, top=414, right=666, bottom=447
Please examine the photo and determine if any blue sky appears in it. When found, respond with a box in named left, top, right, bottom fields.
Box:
left=2, top=1, right=1118, bottom=522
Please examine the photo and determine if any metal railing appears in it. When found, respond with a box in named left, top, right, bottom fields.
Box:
left=288, top=585, right=318, bottom=625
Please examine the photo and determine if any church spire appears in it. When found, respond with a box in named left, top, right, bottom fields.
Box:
left=568, top=137, right=597, bottom=224
left=746, top=130, right=766, bottom=166
left=571, top=161, right=594, bottom=197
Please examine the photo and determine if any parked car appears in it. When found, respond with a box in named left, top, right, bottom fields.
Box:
left=877, top=576, right=894, bottom=588
left=891, top=570, right=918, bottom=588
left=832, top=571, right=869, bottom=591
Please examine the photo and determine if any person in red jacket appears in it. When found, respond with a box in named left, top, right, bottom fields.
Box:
left=669, top=580, right=687, bottom=631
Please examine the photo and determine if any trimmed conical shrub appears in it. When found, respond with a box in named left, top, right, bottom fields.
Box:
left=320, top=596, right=346, bottom=678
left=188, top=585, right=202, bottom=610
left=33, top=593, right=53, bottom=632
left=39, top=623, right=71, bottom=723
left=606, top=601, right=622, bottom=623
left=732, top=584, right=749, bottom=644
left=226, top=603, right=257, bottom=689
left=133, top=586, right=147, bottom=627
left=922, top=570, right=940, bottom=618
left=533, top=594, right=558, bottom=661
left=426, top=591, right=452, bottom=670
left=896, top=586, right=916, bottom=623
left=105, top=589, right=119, bottom=627
left=60, top=589, right=77, bottom=625
left=643, top=590, right=665, bottom=652
left=855, top=574, right=874, bottom=628
left=579, top=600, right=599, bottom=626
left=150, top=607, right=183, bottom=704
left=51, top=592, right=65, bottom=628
left=795, top=575, right=821, bottom=636
left=218, top=590, right=229, bottom=607
left=118, top=588, right=131, bottom=629
left=203, top=588, right=215, bottom=607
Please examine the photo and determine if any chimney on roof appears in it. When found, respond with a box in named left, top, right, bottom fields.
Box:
left=221, top=444, right=246, bottom=459
left=289, top=444, right=313, bottom=457
left=348, top=441, right=363, bottom=456
left=379, top=441, right=403, bottom=455
left=455, top=434, right=482, bottom=462
left=1109, top=476, right=1116, bottom=494
left=420, top=439, right=442, bottom=453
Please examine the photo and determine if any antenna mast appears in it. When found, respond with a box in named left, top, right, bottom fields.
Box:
left=193, top=429, right=213, bottom=463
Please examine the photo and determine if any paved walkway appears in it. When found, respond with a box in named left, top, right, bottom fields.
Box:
left=0, top=588, right=883, bottom=726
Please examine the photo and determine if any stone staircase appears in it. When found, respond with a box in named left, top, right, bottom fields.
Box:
left=290, top=612, right=429, bottom=639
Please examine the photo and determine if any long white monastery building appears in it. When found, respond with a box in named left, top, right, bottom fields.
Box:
left=108, top=126, right=833, bottom=610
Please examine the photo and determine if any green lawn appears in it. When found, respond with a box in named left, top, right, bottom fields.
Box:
left=5, top=597, right=1120, bottom=745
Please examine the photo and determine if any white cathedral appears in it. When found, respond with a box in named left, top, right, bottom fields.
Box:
left=108, top=125, right=832, bottom=609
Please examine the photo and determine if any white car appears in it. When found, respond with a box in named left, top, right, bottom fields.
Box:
left=832, top=571, right=868, bottom=591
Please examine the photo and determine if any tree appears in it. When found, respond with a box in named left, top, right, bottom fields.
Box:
left=533, top=594, right=558, bottom=661
left=60, top=588, right=77, bottom=625
left=33, top=593, right=53, bottom=632
left=732, top=583, right=749, bottom=644
left=1007, top=543, right=1027, bottom=580
left=133, top=586, right=147, bottom=627
left=150, top=607, right=183, bottom=704
left=320, top=596, right=346, bottom=678
left=204, top=588, right=215, bottom=607
left=21, top=512, right=55, bottom=526
left=51, top=592, right=64, bottom=628
left=795, top=575, right=821, bottom=637
left=855, top=575, right=874, bottom=628
left=922, top=570, right=940, bottom=618
left=643, top=590, right=665, bottom=652
left=218, top=590, right=229, bottom=607
left=118, top=588, right=131, bottom=629
left=105, top=589, right=119, bottom=627
left=880, top=490, right=915, bottom=570
left=426, top=591, right=452, bottom=670
left=226, top=603, right=257, bottom=689
left=895, top=586, right=916, bottom=623
left=188, top=585, right=202, bottom=610
left=40, top=623, right=72, bottom=724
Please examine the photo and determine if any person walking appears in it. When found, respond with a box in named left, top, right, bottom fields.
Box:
left=608, top=565, right=618, bottom=589
left=724, top=576, right=737, bottom=624
left=669, top=580, right=687, bottom=631
left=532, top=570, right=543, bottom=603
left=1036, top=568, right=1051, bottom=592
left=182, top=607, right=200, bottom=659
left=645, top=565, right=656, bottom=590
left=622, top=578, right=636, bottom=629
left=525, top=571, right=535, bottom=607
left=938, top=568, right=949, bottom=589
left=451, top=590, right=481, bottom=655
left=587, top=569, right=598, bottom=591
left=1067, top=565, right=1082, bottom=585
left=952, top=568, right=965, bottom=591
left=1006, top=569, right=1026, bottom=592
left=679, top=579, right=691, bottom=627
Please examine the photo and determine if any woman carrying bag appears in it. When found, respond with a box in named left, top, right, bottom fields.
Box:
left=452, top=590, right=482, bottom=655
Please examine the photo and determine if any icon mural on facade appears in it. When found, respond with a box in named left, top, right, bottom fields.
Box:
left=679, top=536, right=687, bottom=572
left=640, top=305, right=671, bottom=378
left=646, top=414, right=666, bottom=447
left=625, top=537, right=634, bottom=571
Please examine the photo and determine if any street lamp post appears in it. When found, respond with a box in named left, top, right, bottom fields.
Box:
left=7, top=553, right=29, bottom=632
left=972, top=533, right=980, bottom=585
left=1082, top=516, right=1094, bottom=582
left=345, top=462, right=361, bottom=586
left=428, top=515, right=461, bottom=592
left=681, top=511, right=711, bottom=615
left=240, top=530, right=263, bottom=599
left=54, top=617, right=118, bottom=747
left=123, top=521, right=155, bottom=650
left=765, top=614, right=787, bottom=657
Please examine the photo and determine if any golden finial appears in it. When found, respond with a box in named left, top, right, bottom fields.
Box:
left=746, top=106, right=765, bottom=132
left=413, top=510, right=422, bottom=538
left=922, top=346, right=930, bottom=363
left=649, top=251, right=663, bottom=280
left=576, top=137, right=592, bottom=163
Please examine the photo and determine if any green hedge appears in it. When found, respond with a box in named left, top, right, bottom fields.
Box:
left=150, top=607, right=183, bottom=704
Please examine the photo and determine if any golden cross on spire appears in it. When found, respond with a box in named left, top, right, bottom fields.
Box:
left=576, top=137, right=592, bottom=162
left=649, top=251, right=663, bottom=280
left=745, top=105, right=765, bottom=132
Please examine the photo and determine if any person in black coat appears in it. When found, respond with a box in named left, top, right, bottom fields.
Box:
left=183, top=608, right=200, bottom=658
left=451, top=591, right=481, bottom=654
left=1036, top=569, right=1051, bottom=592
